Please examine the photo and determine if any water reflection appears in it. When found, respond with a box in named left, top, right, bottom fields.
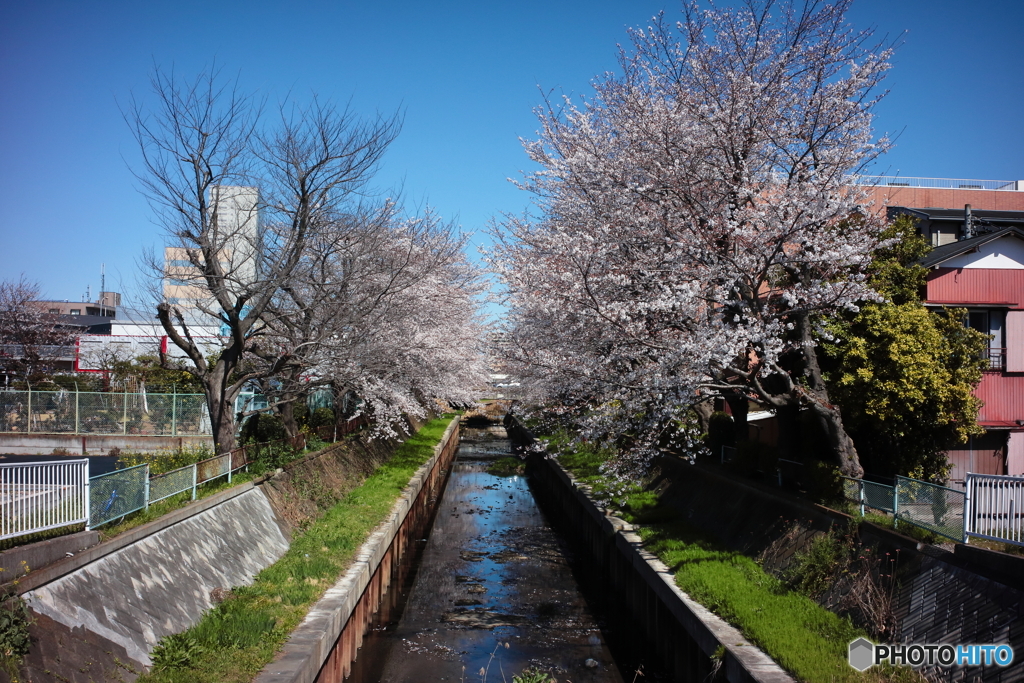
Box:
left=348, top=425, right=623, bottom=683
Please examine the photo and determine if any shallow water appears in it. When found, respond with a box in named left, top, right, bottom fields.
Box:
left=347, top=425, right=624, bottom=683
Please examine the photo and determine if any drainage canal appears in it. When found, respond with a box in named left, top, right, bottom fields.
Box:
left=346, top=420, right=670, bottom=683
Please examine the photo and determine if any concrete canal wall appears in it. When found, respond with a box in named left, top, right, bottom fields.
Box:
left=517, top=435, right=794, bottom=683
left=254, top=418, right=460, bottom=683
left=6, top=484, right=288, bottom=683
left=507, top=415, right=1024, bottom=683
left=0, top=432, right=214, bottom=455
left=1, top=420, right=441, bottom=683
left=652, top=457, right=1024, bottom=683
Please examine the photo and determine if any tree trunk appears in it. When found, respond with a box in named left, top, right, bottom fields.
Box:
left=794, top=312, right=864, bottom=478
left=724, top=392, right=749, bottom=443
left=206, top=385, right=237, bottom=454
left=279, top=399, right=300, bottom=440
left=692, top=398, right=714, bottom=434
left=774, top=403, right=801, bottom=463
left=806, top=399, right=864, bottom=479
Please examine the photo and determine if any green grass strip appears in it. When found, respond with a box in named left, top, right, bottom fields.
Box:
left=141, top=414, right=458, bottom=683
left=543, top=430, right=920, bottom=683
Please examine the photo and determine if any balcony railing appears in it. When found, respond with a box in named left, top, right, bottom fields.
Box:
left=851, top=176, right=1020, bottom=191
left=983, top=347, right=1006, bottom=370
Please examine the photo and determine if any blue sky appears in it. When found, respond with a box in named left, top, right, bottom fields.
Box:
left=1, top=0, right=1022, bottom=309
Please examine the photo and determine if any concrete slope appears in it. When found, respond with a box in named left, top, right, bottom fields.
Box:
left=24, top=487, right=289, bottom=667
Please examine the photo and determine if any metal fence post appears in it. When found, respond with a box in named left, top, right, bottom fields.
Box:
left=26, top=385, right=31, bottom=434
left=144, top=464, right=151, bottom=510
left=83, top=462, right=91, bottom=530
left=860, top=481, right=866, bottom=517
left=893, top=478, right=899, bottom=529
left=122, top=387, right=129, bottom=435
left=963, top=473, right=973, bottom=542
left=75, top=383, right=80, bottom=435
left=172, top=386, right=177, bottom=436
left=191, top=463, right=197, bottom=500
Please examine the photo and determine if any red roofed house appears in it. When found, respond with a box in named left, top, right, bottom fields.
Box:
left=860, top=176, right=1024, bottom=484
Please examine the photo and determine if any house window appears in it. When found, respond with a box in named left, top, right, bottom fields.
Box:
left=69, top=309, right=81, bottom=315
left=967, top=309, right=1005, bottom=369
left=48, top=308, right=59, bottom=314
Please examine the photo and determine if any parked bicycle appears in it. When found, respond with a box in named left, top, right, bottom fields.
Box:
left=98, top=487, right=128, bottom=526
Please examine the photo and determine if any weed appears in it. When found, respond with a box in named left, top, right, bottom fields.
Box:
left=487, top=457, right=525, bottom=477
left=150, top=634, right=206, bottom=671
left=0, top=591, right=32, bottom=682
left=512, top=668, right=553, bottom=683
left=117, top=444, right=216, bottom=475
left=784, top=527, right=854, bottom=598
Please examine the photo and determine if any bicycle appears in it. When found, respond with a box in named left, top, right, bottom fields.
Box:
left=98, top=487, right=129, bottom=526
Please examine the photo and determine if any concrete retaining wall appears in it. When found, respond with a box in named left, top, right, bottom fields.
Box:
left=0, top=433, right=213, bottom=455
left=652, top=457, right=1024, bottom=683
left=255, top=418, right=461, bottom=683
left=523, top=443, right=794, bottom=683
left=2, top=422, right=438, bottom=683
left=0, top=530, right=99, bottom=581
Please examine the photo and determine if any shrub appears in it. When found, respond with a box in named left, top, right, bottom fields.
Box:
left=0, top=591, right=32, bottom=681
left=308, top=407, right=334, bottom=430
left=240, top=413, right=287, bottom=444
left=117, top=444, right=216, bottom=475
left=706, top=411, right=735, bottom=459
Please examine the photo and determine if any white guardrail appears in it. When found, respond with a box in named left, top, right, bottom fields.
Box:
left=965, top=472, right=1024, bottom=547
left=1, top=459, right=90, bottom=541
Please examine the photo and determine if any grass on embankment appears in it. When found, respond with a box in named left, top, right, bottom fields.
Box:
left=538, top=429, right=921, bottom=683
left=140, top=414, right=458, bottom=683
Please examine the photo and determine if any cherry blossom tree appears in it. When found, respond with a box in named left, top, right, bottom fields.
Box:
left=493, top=0, right=894, bottom=477
left=0, top=277, right=78, bottom=385
left=257, top=204, right=487, bottom=438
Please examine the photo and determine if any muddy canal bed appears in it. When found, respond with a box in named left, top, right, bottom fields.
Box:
left=348, top=425, right=624, bottom=683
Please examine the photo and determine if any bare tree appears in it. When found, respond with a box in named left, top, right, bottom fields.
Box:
left=0, top=277, right=78, bottom=385
left=127, top=68, right=401, bottom=452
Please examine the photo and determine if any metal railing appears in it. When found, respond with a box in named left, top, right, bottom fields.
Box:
left=0, top=389, right=210, bottom=436
left=842, top=476, right=896, bottom=515
left=851, top=176, right=1020, bottom=191
left=1, top=415, right=370, bottom=539
left=895, top=475, right=966, bottom=542
left=965, top=473, right=1024, bottom=547
left=88, top=450, right=253, bottom=528
left=983, top=347, right=1006, bottom=370
left=1, top=459, right=90, bottom=541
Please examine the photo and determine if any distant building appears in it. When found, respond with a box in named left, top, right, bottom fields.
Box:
left=33, top=291, right=120, bottom=318
left=163, top=185, right=260, bottom=310
left=855, top=175, right=1024, bottom=481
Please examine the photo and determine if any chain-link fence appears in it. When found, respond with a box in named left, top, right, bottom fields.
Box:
left=148, top=464, right=198, bottom=505
left=0, top=389, right=209, bottom=435
left=842, top=476, right=896, bottom=515
left=894, top=475, right=966, bottom=542
left=89, top=463, right=150, bottom=528
left=88, top=447, right=253, bottom=528
left=3, top=408, right=367, bottom=537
